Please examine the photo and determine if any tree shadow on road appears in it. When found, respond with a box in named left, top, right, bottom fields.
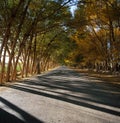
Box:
left=0, top=108, right=25, bottom=123
left=0, top=97, right=44, bottom=123
left=6, top=67, right=120, bottom=117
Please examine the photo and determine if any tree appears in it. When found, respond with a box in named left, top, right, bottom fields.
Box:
left=0, top=0, right=73, bottom=84
left=70, top=0, right=120, bottom=71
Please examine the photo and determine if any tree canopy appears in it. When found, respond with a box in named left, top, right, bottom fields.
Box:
left=68, top=0, right=120, bottom=71
left=0, top=0, right=120, bottom=84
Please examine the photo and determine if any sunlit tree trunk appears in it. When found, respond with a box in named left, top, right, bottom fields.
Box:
left=31, top=34, right=37, bottom=74
left=25, top=32, right=33, bottom=77
left=6, top=0, right=30, bottom=82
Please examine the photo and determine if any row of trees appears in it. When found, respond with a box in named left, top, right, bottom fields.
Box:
left=68, top=0, right=120, bottom=72
left=0, top=0, right=77, bottom=84
left=0, top=0, right=119, bottom=84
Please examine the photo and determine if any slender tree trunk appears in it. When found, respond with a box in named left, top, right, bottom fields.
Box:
left=11, top=15, right=38, bottom=80
left=0, top=48, right=7, bottom=83
left=25, top=32, right=34, bottom=77
left=6, top=0, right=30, bottom=82
left=0, top=0, right=24, bottom=59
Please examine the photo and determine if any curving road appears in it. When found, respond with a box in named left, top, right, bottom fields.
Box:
left=0, top=66, right=120, bottom=123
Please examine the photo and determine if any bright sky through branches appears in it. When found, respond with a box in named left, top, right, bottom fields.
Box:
left=68, top=0, right=78, bottom=16
left=70, top=5, right=77, bottom=16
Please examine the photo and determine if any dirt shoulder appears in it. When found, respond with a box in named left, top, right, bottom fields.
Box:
left=74, top=69, right=120, bottom=86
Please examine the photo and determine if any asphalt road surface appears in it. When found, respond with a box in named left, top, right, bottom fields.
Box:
left=0, top=66, right=120, bottom=123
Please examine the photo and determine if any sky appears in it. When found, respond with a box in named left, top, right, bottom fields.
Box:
left=70, top=5, right=77, bottom=16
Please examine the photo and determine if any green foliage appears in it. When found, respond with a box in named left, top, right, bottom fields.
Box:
left=1, top=0, right=119, bottom=83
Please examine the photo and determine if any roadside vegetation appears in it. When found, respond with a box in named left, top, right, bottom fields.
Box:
left=75, top=69, right=120, bottom=86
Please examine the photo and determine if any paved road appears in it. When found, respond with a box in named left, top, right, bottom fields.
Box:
left=0, top=66, right=120, bottom=123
